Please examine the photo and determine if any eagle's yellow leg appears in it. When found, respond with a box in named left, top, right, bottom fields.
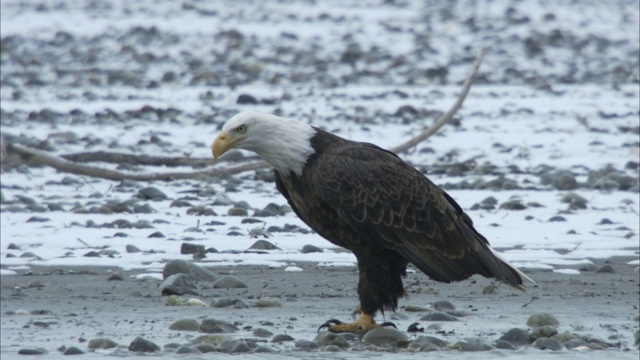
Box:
left=327, top=312, right=380, bottom=333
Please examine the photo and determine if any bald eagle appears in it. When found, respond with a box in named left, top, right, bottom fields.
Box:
left=213, top=111, right=534, bottom=333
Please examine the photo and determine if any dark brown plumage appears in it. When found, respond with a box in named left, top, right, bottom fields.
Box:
left=274, top=128, right=527, bottom=315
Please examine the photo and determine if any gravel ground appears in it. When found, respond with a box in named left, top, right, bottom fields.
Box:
left=1, top=257, right=638, bottom=358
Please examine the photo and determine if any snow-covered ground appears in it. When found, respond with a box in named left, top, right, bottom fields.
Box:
left=1, top=0, right=639, bottom=277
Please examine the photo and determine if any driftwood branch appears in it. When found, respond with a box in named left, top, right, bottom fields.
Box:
left=6, top=143, right=268, bottom=181
left=61, top=151, right=215, bottom=167
left=3, top=49, right=485, bottom=182
left=390, top=47, right=485, bottom=154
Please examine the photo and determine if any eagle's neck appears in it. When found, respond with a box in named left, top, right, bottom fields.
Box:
left=256, top=121, right=317, bottom=177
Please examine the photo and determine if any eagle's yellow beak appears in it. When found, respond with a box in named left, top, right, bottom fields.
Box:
left=212, top=131, right=233, bottom=161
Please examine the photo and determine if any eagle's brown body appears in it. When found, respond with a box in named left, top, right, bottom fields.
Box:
left=213, top=111, right=531, bottom=332
left=275, top=127, right=525, bottom=315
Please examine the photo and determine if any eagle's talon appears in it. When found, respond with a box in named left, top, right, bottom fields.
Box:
left=318, top=319, right=343, bottom=332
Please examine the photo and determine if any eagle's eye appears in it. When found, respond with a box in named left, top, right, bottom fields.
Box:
left=235, top=124, right=247, bottom=133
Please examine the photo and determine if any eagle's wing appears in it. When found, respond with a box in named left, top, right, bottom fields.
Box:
left=313, top=144, right=524, bottom=286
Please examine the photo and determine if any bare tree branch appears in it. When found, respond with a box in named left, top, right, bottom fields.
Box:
left=6, top=143, right=268, bottom=181
left=390, top=48, right=485, bottom=154
left=61, top=151, right=216, bottom=167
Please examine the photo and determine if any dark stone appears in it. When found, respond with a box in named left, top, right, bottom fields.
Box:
left=532, top=337, right=564, bottom=351
left=362, top=327, right=408, bottom=347
left=212, top=275, right=248, bottom=289
left=301, top=244, right=323, bottom=253
left=271, top=334, right=295, bottom=343
left=596, top=265, right=615, bottom=273
left=181, top=242, right=205, bottom=255
left=200, top=318, right=239, bottom=333
left=162, top=259, right=218, bottom=281
left=527, top=313, right=559, bottom=327
left=160, top=273, right=198, bottom=295
left=420, top=311, right=458, bottom=321
left=248, top=240, right=280, bottom=251
left=128, top=336, right=161, bottom=352
left=137, top=186, right=168, bottom=200
left=63, top=346, right=84, bottom=355
left=499, top=328, right=531, bottom=345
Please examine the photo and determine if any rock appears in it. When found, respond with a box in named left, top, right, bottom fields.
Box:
left=455, top=338, right=493, bottom=351
left=532, top=337, right=564, bottom=351
left=530, top=325, right=558, bottom=340
left=253, top=328, right=274, bottom=338
left=253, top=345, right=277, bottom=353
left=181, top=242, right=205, bottom=255
left=162, top=259, right=218, bottom=281
left=253, top=203, right=288, bottom=217
left=431, top=300, right=455, bottom=311
left=87, top=338, right=119, bottom=350
left=271, top=334, right=295, bottom=343
left=500, top=199, right=527, bottom=210
left=411, top=335, right=447, bottom=349
left=137, top=186, right=168, bottom=200
left=301, top=244, right=323, bottom=253
left=527, top=313, right=559, bottom=327
left=213, top=275, right=248, bottom=289
left=228, top=207, right=248, bottom=216
left=193, top=343, right=217, bottom=353
left=420, top=311, right=459, bottom=321
left=128, top=336, right=161, bottom=352
left=63, top=346, right=84, bottom=355
left=211, top=297, right=249, bottom=308
left=596, top=265, right=615, bottom=273
left=295, top=339, right=319, bottom=350
left=160, top=273, right=199, bottom=296
left=254, top=297, right=281, bottom=308
left=125, top=244, right=141, bottom=253
left=26, top=216, right=50, bottom=222
left=499, top=328, right=531, bottom=345
left=560, top=192, right=588, bottom=210
left=248, top=240, right=280, bottom=250
left=18, top=348, right=48, bottom=355
left=107, top=272, right=123, bottom=281
left=186, top=205, right=216, bottom=216
left=148, top=231, right=165, bottom=238
left=494, top=339, right=517, bottom=350
left=362, top=327, right=408, bottom=347
left=169, top=319, right=200, bottom=331
left=175, top=346, right=201, bottom=354
left=200, top=318, right=239, bottom=333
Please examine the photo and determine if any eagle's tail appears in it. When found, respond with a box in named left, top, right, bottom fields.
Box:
left=488, top=246, right=536, bottom=291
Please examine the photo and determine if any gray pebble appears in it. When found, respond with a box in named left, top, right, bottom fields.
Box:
left=128, top=336, right=161, bottom=352
left=532, top=337, right=564, bottom=351
left=213, top=275, right=248, bottom=289
left=211, top=297, right=248, bottom=308
left=87, top=338, right=118, bottom=349
left=560, top=192, right=588, bottom=210
left=162, top=259, right=218, bottom=281
left=272, top=334, right=294, bottom=343
left=186, top=205, right=216, bottom=216
left=455, top=338, right=493, bottom=351
left=431, top=300, right=455, bottom=311
left=420, top=311, right=458, bottom=321
left=253, top=345, right=277, bottom=353
left=301, top=244, right=323, bottom=253
left=527, top=313, right=559, bottom=327
left=529, top=325, right=558, bottom=340
left=148, top=231, right=165, bottom=238
left=200, top=318, right=239, bottom=333
left=500, top=199, right=527, bottom=210
left=321, top=345, right=344, bottom=352
left=228, top=207, right=248, bottom=216
left=499, top=328, right=531, bottom=345
left=253, top=328, right=274, bottom=338
left=548, top=215, right=566, bottom=222
left=564, top=338, right=587, bottom=349
left=193, top=343, right=217, bottom=353
left=411, top=335, right=447, bottom=349
left=596, top=265, right=615, bottom=273
left=169, top=319, right=200, bottom=331
left=125, top=244, right=141, bottom=253
left=107, top=272, right=124, bottom=281
left=26, top=216, right=50, bottom=223
left=18, top=348, right=48, bottom=355
left=63, top=346, right=84, bottom=355
left=362, top=327, right=408, bottom=347
left=224, top=340, right=252, bottom=353
left=295, top=339, right=319, bottom=350
left=175, top=346, right=201, bottom=354
left=160, top=273, right=198, bottom=296
left=494, top=339, right=517, bottom=350
left=248, top=240, right=281, bottom=250
left=254, top=297, right=281, bottom=308
left=137, top=186, right=167, bottom=200
left=181, top=242, right=205, bottom=255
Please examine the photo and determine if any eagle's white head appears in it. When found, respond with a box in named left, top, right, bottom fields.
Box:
left=212, top=111, right=316, bottom=176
